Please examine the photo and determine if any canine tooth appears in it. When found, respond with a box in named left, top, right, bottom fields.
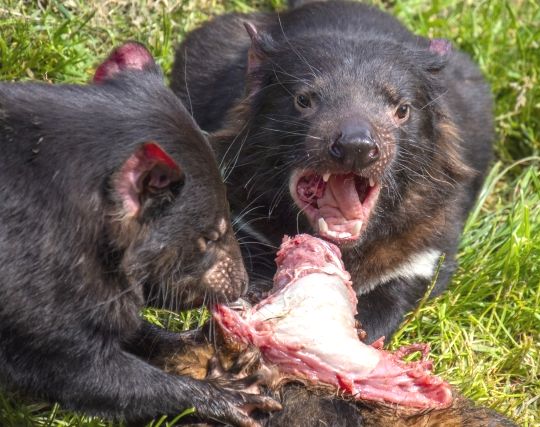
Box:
left=369, top=177, right=375, bottom=187
left=353, top=222, right=363, bottom=236
left=323, top=173, right=331, bottom=182
left=318, top=217, right=329, bottom=234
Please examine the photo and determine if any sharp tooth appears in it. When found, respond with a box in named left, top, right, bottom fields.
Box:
left=327, top=230, right=339, bottom=238
left=353, top=221, right=363, bottom=236
left=318, top=217, right=329, bottom=234
left=323, top=173, right=331, bottom=182
left=369, top=177, right=375, bottom=187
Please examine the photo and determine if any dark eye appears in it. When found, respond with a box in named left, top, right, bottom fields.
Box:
left=295, top=94, right=312, bottom=109
left=395, top=104, right=410, bottom=121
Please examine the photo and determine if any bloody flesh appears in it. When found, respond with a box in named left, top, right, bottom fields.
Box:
left=213, top=234, right=453, bottom=409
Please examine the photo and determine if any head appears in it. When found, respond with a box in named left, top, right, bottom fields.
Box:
left=95, top=43, right=247, bottom=309
left=219, top=24, right=469, bottom=249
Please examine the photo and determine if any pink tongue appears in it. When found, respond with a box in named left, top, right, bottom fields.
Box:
left=318, top=175, right=363, bottom=221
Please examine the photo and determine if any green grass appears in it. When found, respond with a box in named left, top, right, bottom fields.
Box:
left=0, top=0, right=538, bottom=425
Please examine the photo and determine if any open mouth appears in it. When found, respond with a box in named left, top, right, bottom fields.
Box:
left=290, top=170, right=380, bottom=244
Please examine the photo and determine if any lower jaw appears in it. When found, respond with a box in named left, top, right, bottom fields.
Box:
left=317, top=225, right=363, bottom=246
left=318, top=218, right=364, bottom=242
left=297, top=206, right=361, bottom=245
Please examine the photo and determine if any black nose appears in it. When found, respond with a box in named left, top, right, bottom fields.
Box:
left=329, top=118, right=380, bottom=170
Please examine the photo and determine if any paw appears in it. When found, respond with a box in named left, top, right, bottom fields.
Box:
left=196, top=383, right=282, bottom=427
left=195, top=350, right=281, bottom=426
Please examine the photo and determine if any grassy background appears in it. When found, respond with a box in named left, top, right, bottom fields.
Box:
left=0, top=0, right=538, bottom=425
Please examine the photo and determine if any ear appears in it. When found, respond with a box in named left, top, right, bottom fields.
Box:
left=244, top=22, right=267, bottom=74
left=429, top=38, right=452, bottom=56
left=93, top=42, right=156, bottom=84
left=418, top=39, right=452, bottom=73
left=409, top=43, right=449, bottom=75
left=244, top=22, right=275, bottom=93
left=114, top=143, right=183, bottom=217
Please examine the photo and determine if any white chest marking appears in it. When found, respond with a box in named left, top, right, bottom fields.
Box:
left=358, top=249, right=442, bottom=295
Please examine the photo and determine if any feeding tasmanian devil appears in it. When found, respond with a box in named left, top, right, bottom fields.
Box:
left=0, top=42, right=283, bottom=425
left=165, top=235, right=516, bottom=426
left=170, top=0, right=494, bottom=343
left=169, top=0, right=496, bottom=424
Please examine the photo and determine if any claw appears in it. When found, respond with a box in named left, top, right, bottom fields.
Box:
left=242, top=395, right=282, bottom=413
left=197, top=381, right=281, bottom=427
left=198, top=341, right=280, bottom=425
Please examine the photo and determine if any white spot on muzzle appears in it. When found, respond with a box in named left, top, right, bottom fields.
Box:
left=203, top=257, right=239, bottom=298
left=218, top=217, right=228, bottom=235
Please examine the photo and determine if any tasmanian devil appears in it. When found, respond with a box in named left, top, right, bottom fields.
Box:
left=170, top=0, right=494, bottom=343
left=0, top=42, right=280, bottom=426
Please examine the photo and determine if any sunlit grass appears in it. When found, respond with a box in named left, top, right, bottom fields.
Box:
left=392, top=159, right=540, bottom=425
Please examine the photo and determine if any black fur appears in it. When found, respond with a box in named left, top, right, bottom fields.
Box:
left=171, top=0, right=494, bottom=342
left=0, top=46, right=278, bottom=425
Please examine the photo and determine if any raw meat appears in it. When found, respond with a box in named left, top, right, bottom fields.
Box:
left=213, top=234, right=453, bottom=409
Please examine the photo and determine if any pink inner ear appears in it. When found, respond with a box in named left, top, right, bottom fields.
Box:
left=93, top=42, right=155, bottom=83
left=429, top=39, right=452, bottom=56
left=115, top=143, right=181, bottom=217
left=146, top=165, right=174, bottom=191
left=244, top=22, right=266, bottom=76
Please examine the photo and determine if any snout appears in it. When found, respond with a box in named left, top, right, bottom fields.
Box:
left=201, top=232, right=248, bottom=303
left=202, top=253, right=248, bottom=301
left=329, top=117, right=380, bottom=172
left=287, top=116, right=393, bottom=245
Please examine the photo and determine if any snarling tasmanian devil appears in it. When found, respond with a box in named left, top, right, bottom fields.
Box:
left=171, top=0, right=494, bottom=343
left=0, top=42, right=281, bottom=425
